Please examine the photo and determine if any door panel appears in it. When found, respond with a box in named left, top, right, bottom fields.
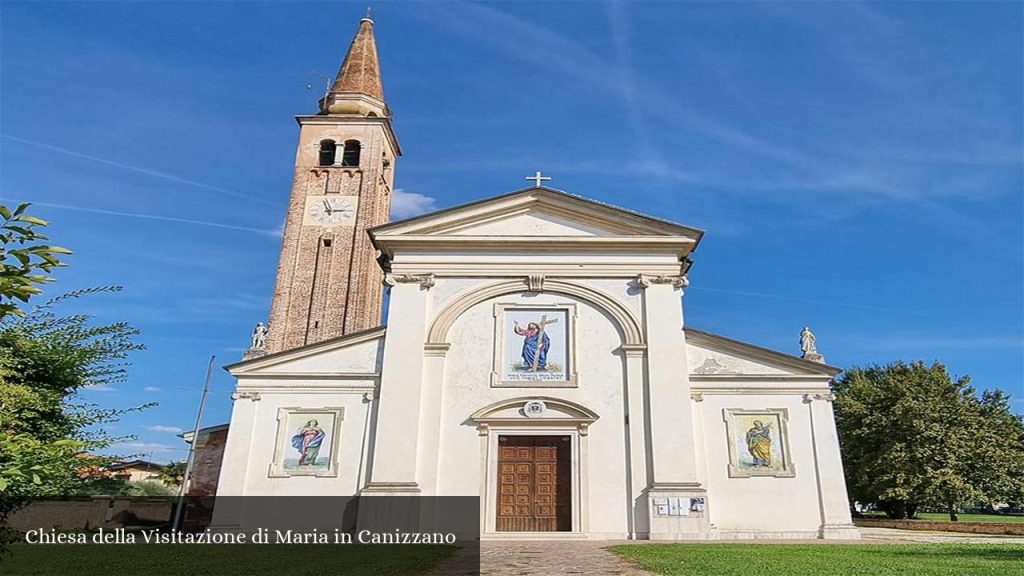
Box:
left=496, top=436, right=571, bottom=532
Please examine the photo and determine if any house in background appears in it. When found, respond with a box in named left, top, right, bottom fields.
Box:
left=181, top=424, right=229, bottom=496
left=108, top=460, right=164, bottom=483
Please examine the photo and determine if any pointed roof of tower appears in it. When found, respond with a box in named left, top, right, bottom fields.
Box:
left=331, top=17, right=384, bottom=101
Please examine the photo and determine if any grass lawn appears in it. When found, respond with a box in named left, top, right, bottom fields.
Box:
left=862, top=512, right=1024, bottom=524
left=0, top=543, right=456, bottom=576
left=609, top=544, right=1024, bottom=576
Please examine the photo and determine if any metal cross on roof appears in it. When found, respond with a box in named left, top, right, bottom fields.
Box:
left=525, top=171, right=551, bottom=187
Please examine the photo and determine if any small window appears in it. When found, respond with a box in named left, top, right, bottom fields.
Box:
left=318, top=140, right=337, bottom=166
left=341, top=140, right=361, bottom=167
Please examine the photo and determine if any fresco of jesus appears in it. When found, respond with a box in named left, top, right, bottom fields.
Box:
left=514, top=320, right=551, bottom=371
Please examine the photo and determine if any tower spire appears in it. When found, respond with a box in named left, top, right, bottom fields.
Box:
left=321, top=16, right=384, bottom=114
left=266, top=12, right=400, bottom=353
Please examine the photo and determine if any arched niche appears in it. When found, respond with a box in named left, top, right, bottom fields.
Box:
left=426, top=278, right=644, bottom=348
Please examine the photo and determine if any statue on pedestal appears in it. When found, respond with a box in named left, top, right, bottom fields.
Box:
left=800, top=326, right=825, bottom=363
left=244, top=322, right=270, bottom=359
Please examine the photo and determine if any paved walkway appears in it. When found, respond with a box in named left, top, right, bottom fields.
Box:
left=427, top=540, right=649, bottom=576
left=480, top=541, right=648, bottom=576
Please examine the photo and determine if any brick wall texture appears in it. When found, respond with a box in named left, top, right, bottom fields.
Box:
left=265, top=120, right=395, bottom=353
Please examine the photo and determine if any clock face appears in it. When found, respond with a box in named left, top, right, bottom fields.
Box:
left=307, top=197, right=356, bottom=226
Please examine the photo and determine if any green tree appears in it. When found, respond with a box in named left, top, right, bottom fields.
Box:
left=833, top=361, right=1024, bottom=521
left=0, top=289, right=151, bottom=530
left=154, top=461, right=187, bottom=487
left=0, top=204, right=71, bottom=319
left=124, top=480, right=176, bottom=497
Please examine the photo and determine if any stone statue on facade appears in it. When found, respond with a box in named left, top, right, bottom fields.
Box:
left=800, top=326, right=824, bottom=363
left=244, top=322, right=270, bottom=359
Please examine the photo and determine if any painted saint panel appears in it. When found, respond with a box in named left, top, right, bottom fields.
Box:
left=491, top=303, right=578, bottom=387
left=723, top=408, right=795, bottom=478
left=270, top=407, right=344, bottom=477
left=503, top=308, right=569, bottom=382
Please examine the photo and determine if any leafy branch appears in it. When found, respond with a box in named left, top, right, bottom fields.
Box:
left=0, top=204, right=72, bottom=319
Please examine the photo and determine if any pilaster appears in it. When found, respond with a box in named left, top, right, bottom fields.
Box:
left=640, top=281, right=700, bottom=484
left=622, top=345, right=649, bottom=538
left=805, top=393, right=860, bottom=540
left=637, top=279, right=707, bottom=539
left=362, top=280, right=430, bottom=494
left=214, top=392, right=261, bottom=497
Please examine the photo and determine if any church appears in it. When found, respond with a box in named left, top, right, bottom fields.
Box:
left=214, top=15, right=859, bottom=541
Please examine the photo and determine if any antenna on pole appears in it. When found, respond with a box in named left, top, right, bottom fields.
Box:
left=172, top=355, right=215, bottom=532
left=306, top=70, right=332, bottom=103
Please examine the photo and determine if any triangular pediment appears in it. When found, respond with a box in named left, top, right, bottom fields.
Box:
left=686, top=329, right=841, bottom=378
left=370, top=187, right=704, bottom=240
left=445, top=209, right=627, bottom=237
left=225, top=327, right=385, bottom=377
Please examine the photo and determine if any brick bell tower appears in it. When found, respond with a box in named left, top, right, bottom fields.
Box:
left=265, top=16, right=400, bottom=353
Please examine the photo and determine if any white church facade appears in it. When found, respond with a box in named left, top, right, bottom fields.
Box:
left=214, top=16, right=859, bottom=541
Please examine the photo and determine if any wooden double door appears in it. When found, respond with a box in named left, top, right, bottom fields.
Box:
left=497, top=435, right=571, bottom=532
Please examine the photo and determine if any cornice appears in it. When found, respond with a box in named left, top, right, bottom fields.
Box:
left=374, top=235, right=696, bottom=259
left=685, top=328, right=842, bottom=376
left=234, top=372, right=380, bottom=380
left=689, top=374, right=833, bottom=383
left=690, top=386, right=834, bottom=395
left=235, top=383, right=376, bottom=392
left=387, top=264, right=685, bottom=276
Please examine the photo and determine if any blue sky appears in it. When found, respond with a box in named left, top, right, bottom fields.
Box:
left=1, top=1, right=1021, bottom=462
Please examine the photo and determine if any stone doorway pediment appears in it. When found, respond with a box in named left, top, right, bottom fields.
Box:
left=469, top=397, right=599, bottom=435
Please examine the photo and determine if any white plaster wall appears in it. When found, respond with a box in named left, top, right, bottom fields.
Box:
left=430, top=278, right=490, bottom=314
left=429, top=278, right=640, bottom=321
left=392, top=251, right=681, bottom=268
left=587, top=278, right=642, bottom=317
left=697, top=392, right=826, bottom=534
left=687, top=343, right=793, bottom=376
left=223, top=391, right=372, bottom=496
left=433, top=288, right=631, bottom=535
left=258, top=339, right=383, bottom=374
left=449, top=212, right=611, bottom=236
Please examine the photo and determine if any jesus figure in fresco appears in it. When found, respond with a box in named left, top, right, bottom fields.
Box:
left=291, top=419, right=325, bottom=466
left=514, top=320, right=551, bottom=371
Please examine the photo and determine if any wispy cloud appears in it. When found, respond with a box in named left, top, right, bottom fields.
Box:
left=111, top=442, right=186, bottom=454
left=688, top=285, right=927, bottom=315
left=866, top=335, right=1024, bottom=352
left=185, top=293, right=268, bottom=313
left=418, top=3, right=811, bottom=167
left=605, top=1, right=663, bottom=171
left=143, top=386, right=162, bottom=393
left=269, top=220, right=285, bottom=238
left=15, top=200, right=282, bottom=237
left=1, top=133, right=278, bottom=206
left=415, top=2, right=1020, bottom=216
left=83, top=384, right=116, bottom=392
left=391, top=188, right=439, bottom=219
left=147, top=425, right=184, bottom=434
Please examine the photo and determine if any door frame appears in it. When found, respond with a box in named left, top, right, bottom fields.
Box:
left=481, top=426, right=588, bottom=537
